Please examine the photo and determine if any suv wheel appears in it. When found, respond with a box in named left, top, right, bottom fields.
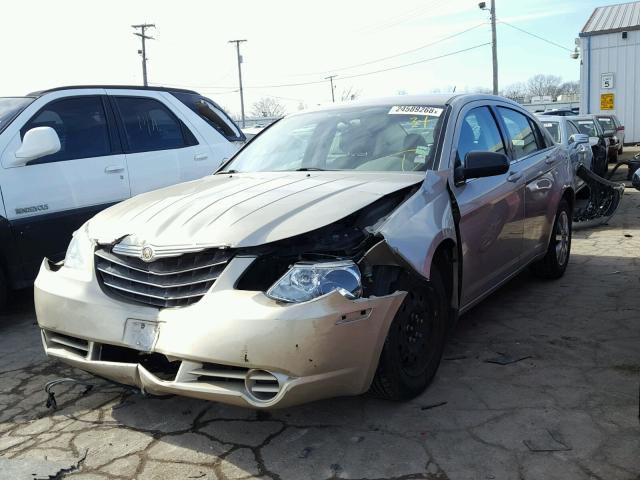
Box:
left=370, top=269, right=448, bottom=400
left=531, top=199, right=572, bottom=279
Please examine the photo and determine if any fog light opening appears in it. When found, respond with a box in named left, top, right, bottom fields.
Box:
left=245, top=369, right=280, bottom=402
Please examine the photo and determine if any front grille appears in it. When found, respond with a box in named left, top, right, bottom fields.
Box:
left=95, top=247, right=233, bottom=308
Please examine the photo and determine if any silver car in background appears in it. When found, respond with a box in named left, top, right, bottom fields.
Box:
left=538, top=115, right=593, bottom=190
left=35, top=94, right=575, bottom=408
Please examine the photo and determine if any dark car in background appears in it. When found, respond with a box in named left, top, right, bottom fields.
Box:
left=595, top=114, right=624, bottom=155
left=571, top=116, right=610, bottom=176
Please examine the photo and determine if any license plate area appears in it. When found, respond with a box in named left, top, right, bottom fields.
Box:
left=123, top=319, right=159, bottom=352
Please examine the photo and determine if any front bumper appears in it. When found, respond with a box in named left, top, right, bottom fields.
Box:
left=35, top=257, right=405, bottom=409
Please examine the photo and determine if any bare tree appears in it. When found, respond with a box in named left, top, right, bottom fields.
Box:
left=557, top=81, right=580, bottom=96
left=250, top=97, right=286, bottom=118
left=501, top=82, right=527, bottom=102
left=526, top=74, right=562, bottom=98
left=340, top=86, right=362, bottom=101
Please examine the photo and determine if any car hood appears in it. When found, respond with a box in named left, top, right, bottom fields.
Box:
left=88, top=171, right=425, bottom=248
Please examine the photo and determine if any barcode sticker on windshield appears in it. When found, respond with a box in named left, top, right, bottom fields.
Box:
left=389, top=106, right=443, bottom=117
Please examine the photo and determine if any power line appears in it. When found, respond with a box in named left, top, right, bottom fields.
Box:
left=337, top=43, right=491, bottom=81
left=294, top=22, right=487, bottom=77
left=498, top=20, right=573, bottom=52
left=152, top=43, right=490, bottom=92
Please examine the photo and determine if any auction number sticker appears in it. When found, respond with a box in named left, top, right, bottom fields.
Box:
left=389, top=105, right=443, bottom=116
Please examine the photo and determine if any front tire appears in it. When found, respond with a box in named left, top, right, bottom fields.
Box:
left=531, top=199, right=572, bottom=279
left=370, top=268, right=449, bottom=400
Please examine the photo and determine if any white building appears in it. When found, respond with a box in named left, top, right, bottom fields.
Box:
left=579, top=1, right=640, bottom=143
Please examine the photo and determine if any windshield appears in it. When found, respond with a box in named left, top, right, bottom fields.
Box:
left=596, top=117, right=614, bottom=132
left=542, top=121, right=561, bottom=143
left=221, top=104, right=445, bottom=173
left=0, top=97, right=34, bottom=134
left=576, top=120, right=598, bottom=137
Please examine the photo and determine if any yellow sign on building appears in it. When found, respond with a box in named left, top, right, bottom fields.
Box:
left=600, top=93, right=615, bottom=110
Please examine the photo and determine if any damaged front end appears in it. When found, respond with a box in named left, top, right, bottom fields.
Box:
left=35, top=183, right=437, bottom=409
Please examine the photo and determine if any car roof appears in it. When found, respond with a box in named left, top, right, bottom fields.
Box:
left=572, top=115, right=596, bottom=121
left=288, top=93, right=522, bottom=116
left=28, top=85, right=199, bottom=97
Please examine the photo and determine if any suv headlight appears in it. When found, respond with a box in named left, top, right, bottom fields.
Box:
left=266, top=260, right=362, bottom=303
left=64, top=223, right=92, bottom=270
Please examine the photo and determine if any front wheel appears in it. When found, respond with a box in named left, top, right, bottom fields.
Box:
left=531, top=199, right=572, bottom=279
left=369, top=268, right=449, bottom=400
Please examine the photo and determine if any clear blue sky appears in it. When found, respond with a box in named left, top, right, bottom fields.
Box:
left=0, top=0, right=628, bottom=114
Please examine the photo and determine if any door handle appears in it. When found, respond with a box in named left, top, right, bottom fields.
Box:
left=544, top=155, right=555, bottom=165
left=194, top=154, right=209, bottom=161
left=507, top=171, right=522, bottom=182
left=104, top=165, right=125, bottom=174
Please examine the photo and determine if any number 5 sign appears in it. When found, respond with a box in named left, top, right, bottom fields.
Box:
left=601, top=73, right=614, bottom=89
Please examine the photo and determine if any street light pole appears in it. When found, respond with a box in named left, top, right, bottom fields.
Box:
left=325, top=75, right=337, bottom=102
left=490, top=0, right=498, bottom=95
left=229, top=39, right=247, bottom=128
left=132, top=24, right=155, bottom=87
left=479, top=1, right=498, bottom=95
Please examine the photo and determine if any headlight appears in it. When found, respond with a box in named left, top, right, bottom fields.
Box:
left=266, top=260, right=362, bottom=303
left=64, top=223, right=92, bottom=270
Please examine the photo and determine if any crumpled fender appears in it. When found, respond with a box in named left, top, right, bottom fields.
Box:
left=374, top=171, right=456, bottom=280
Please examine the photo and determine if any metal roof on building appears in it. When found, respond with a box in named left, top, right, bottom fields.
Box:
left=581, top=1, right=640, bottom=36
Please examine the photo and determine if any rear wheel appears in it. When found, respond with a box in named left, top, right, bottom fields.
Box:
left=531, top=199, right=571, bottom=279
left=370, top=268, right=449, bottom=400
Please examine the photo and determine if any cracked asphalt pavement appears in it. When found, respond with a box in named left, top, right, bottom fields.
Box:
left=1, top=165, right=639, bottom=480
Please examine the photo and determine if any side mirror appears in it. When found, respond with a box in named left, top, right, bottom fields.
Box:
left=633, top=169, right=640, bottom=191
left=603, top=129, right=616, bottom=138
left=568, top=133, right=589, bottom=147
left=455, top=151, right=510, bottom=184
left=12, top=127, right=61, bottom=166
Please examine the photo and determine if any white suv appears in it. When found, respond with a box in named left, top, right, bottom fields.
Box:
left=0, top=85, right=244, bottom=304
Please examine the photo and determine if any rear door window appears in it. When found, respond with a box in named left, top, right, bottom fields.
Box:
left=21, top=96, right=111, bottom=164
left=497, top=107, right=539, bottom=159
left=172, top=92, right=244, bottom=142
left=115, top=97, right=190, bottom=152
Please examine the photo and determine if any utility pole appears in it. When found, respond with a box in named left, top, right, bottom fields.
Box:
left=132, top=24, right=155, bottom=87
left=229, top=39, right=247, bottom=128
left=479, top=1, right=498, bottom=94
left=325, top=75, right=337, bottom=102
left=490, top=0, right=498, bottom=95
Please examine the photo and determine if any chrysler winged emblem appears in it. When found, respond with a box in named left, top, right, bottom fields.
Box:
left=141, top=246, right=155, bottom=262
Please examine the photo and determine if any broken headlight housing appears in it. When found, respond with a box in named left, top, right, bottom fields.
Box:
left=266, top=260, right=362, bottom=303
left=63, top=223, right=92, bottom=270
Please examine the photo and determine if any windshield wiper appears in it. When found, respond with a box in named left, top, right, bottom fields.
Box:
left=294, top=167, right=326, bottom=171
left=216, top=169, right=239, bottom=174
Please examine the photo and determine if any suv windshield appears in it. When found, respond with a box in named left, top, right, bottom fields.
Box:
left=0, top=97, right=34, bottom=134
left=541, top=121, right=561, bottom=143
left=221, top=104, right=445, bottom=173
